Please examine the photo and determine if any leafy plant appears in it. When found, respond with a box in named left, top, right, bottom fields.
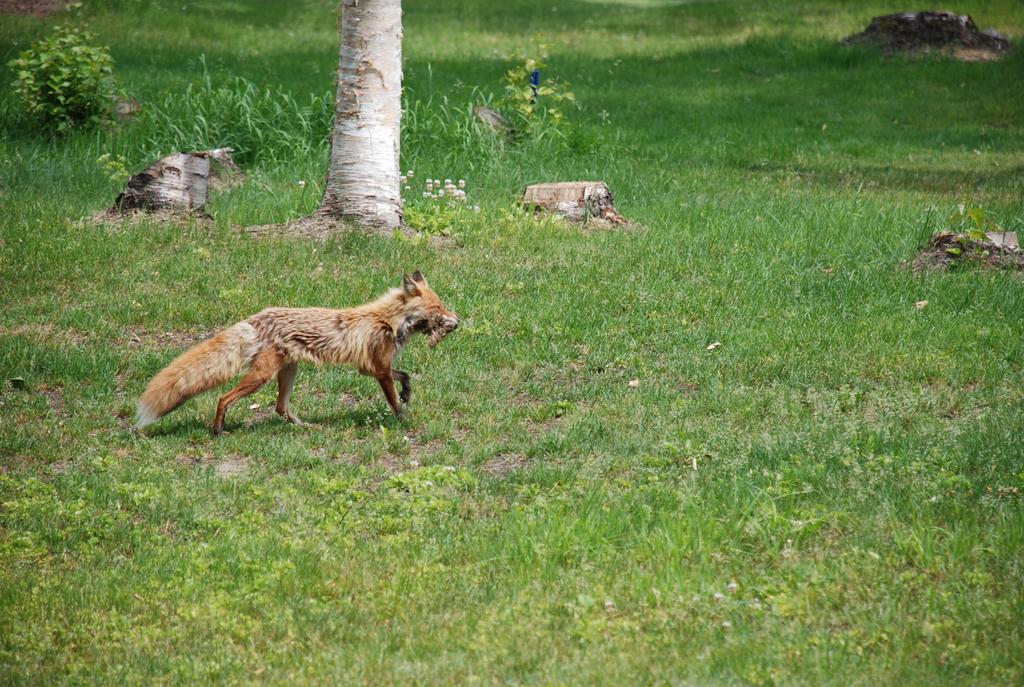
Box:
left=938, top=204, right=1012, bottom=258
left=944, top=203, right=1006, bottom=242
left=96, top=152, right=129, bottom=184
left=8, top=26, right=117, bottom=132
left=400, top=170, right=478, bottom=238
left=498, top=53, right=575, bottom=136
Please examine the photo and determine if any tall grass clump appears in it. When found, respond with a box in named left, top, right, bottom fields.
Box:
left=143, top=62, right=333, bottom=166
left=401, top=90, right=506, bottom=172
left=401, top=85, right=588, bottom=194
left=142, top=70, right=573, bottom=181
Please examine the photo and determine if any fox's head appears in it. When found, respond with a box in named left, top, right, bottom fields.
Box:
left=400, top=270, right=460, bottom=347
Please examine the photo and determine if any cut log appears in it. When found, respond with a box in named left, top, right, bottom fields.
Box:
left=521, top=181, right=633, bottom=228
left=111, top=148, right=242, bottom=213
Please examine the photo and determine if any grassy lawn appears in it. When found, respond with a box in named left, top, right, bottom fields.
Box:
left=2, top=0, right=1023, bottom=684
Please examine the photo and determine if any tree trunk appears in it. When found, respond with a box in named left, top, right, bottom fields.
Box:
left=320, top=0, right=403, bottom=231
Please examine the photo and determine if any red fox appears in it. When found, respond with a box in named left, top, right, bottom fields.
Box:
left=136, top=271, right=459, bottom=434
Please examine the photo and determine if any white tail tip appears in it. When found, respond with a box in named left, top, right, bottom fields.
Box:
left=135, top=400, right=160, bottom=429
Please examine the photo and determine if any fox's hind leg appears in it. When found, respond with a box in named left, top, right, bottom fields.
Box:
left=213, top=348, right=283, bottom=435
left=275, top=362, right=307, bottom=426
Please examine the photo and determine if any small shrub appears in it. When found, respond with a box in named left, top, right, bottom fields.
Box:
left=8, top=26, right=116, bottom=132
left=96, top=152, right=129, bottom=184
left=498, top=54, right=575, bottom=136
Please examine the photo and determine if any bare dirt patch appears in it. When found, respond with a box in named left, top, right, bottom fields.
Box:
left=89, top=207, right=213, bottom=231
left=244, top=215, right=373, bottom=241
left=0, top=323, right=92, bottom=346
left=242, top=406, right=279, bottom=429
left=677, top=380, right=701, bottom=395
left=910, top=232, right=1024, bottom=272
left=0, top=0, right=64, bottom=16
left=215, top=454, right=249, bottom=478
left=404, top=425, right=468, bottom=461
left=525, top=416, right=562, bottom=437
left=333, top=449, right=410, bottom=474
left=243, top=215, right=455, bottom=247
left=177, top=452, right=250, bottom=478
left=337, top=391, right=364, bottom=406
left=0, top=454, right=31, bottom=474
left=125, top=328, right=216, bottom=349
left=407, top=434, right=445, bottom=460
left=511, top=391, right=535, bottom=407
left=481, top=452, right=529, bottom=477
left=37, top=384, right=65, bottom=416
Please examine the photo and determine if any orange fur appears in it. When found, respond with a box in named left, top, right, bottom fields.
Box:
left=135, top=272, right=458, bottom=433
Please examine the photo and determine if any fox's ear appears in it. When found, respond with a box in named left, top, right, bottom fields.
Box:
left=402, top=273, right=421, bottom=297
left=411, top=270, right=425, bottom=284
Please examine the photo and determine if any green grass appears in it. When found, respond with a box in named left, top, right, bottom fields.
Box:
left=2, top=1, right=1023, bottom=684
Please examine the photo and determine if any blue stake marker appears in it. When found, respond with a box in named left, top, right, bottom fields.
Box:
left=530, top=69, right=539, bottom=103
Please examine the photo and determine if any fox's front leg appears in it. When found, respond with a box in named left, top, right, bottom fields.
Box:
left=392, top=369, right=411, bottom=404
left=375, top=373, right=404, bottom=417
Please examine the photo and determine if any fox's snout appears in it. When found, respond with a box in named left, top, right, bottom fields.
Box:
left=444, top=313, right=460, bottom=330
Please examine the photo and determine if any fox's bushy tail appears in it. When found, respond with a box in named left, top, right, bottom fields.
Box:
left=136, top=322, right=259, bottom=429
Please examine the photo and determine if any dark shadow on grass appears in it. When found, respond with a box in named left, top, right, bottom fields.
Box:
left=140, top=404, right=402, bottom=438
left=745, top=162, right=1024, bottom=195
left=140, top=416, right=213, bottom=438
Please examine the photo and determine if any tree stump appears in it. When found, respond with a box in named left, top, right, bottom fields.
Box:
left=843, top=11, right=1011, bottom=60
left=111, top=148, right=243, bottom=214
left=521, top=181, right=633, bottom=228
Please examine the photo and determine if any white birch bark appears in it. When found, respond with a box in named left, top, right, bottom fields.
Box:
left=321, top=0, right=403, bottom=231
